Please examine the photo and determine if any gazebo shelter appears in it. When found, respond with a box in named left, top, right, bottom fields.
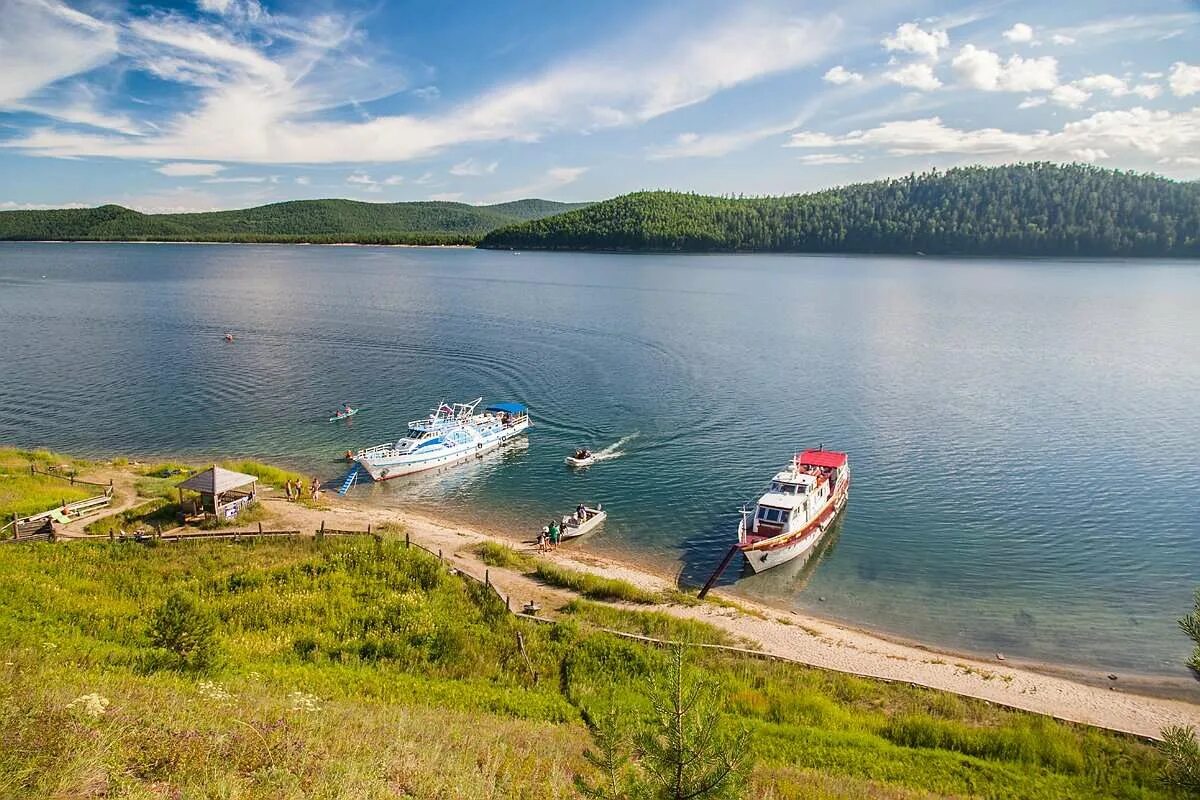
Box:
left=177, top=465, right=258, bottom=522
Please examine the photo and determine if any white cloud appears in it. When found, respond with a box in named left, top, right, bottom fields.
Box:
left=347, top=172, right=383, bottom=192
left=1075, top=74, right=1127, bottom=95
left=1068, top=148, right=1108, bottom=162
left=1131, top=84, right=1162, bottom=100
left=0, top=0, right=119, bottom=106
left=295, top=176, right=310, bottom=185
left=648, top=118, right=802, bottom=159
left=882, top=23, right=948, bottom=59
left=823, top=66, right=863, bottom=85
left=952, top=46, right=1057, bottom=92
left=796, top=153, right=862, bottom=165
left=1168, top=62, right=1200, bottom=97
left=8, top=5, right=842, bottom=164
left=449, top=158, right=499, bottom=176
left=1050, top=84, right=1090, bottom=108
left=412, top=85, right=440, bottom=100
left=201, top=176, right=267, bottom=183
left=383, top=175, right=404, bottom=185
left=156, top=162, right=225, bottom=176
left=0, top=200, right=90, bottom=210
left=428, top=192, right=463, bottom=202
left=783, top=131, right=840, bottom=148
left=1002, top=23, right=1034, bottom=44
left=783, top=108, right=1200, bottom=172
left=1017, top=96, right=1046, bottom=109
left=885, top=63, right=942, bottom=91
left=487, top=166, right=588, bottom=203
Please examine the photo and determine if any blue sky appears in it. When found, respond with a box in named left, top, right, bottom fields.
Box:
left=1, top=0, right=1198, bottom=212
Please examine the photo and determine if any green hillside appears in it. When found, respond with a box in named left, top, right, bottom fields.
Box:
left=480, top=164, right=1200, bottom=257
left=0, top=198, right=590, bottom=245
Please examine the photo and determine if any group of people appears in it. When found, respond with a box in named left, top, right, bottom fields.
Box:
left=284, top=476, right=321, bottom=501
left=536, top=504, right=595, bottom=552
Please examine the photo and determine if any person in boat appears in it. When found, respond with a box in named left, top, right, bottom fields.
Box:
left=576, top=503, right=587, bottom=522
left=575, top=448, right=591, bottom=460
left=343, top=403, right=353, bottom=415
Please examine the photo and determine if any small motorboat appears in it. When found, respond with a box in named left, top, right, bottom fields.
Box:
left=564, top=448, right=596, bottom=468
left=223, top=332, right=235, bottom=342
left=558, top=504, right=606, bottom=541
left=329, top=407, right=360, bottom=422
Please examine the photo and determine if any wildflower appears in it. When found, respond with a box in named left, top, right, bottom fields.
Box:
left=41, top=642, right=58, bottom=651
left=288, top=690, right=321, bottom=713
left=197, top=680, right=233, bottom=703
left=67, top=693, right=110, bottom=717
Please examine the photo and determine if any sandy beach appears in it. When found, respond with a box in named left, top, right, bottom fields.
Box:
left=51, top=463, right=1200, bottom=742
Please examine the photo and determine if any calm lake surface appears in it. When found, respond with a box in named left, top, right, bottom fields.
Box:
left=1, top=243, right=1197, bottom=678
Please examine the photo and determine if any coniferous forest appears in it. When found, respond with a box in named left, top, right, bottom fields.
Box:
left=480, top=164, right=1200, bottom=257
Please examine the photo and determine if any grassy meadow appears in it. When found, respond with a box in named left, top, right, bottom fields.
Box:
left=0, top=535, right=1185, bottom=800
left=0, top=448, right=97, bottom=522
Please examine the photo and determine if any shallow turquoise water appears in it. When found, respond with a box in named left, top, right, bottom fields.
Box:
left=1, top=243, right=1197, bottom=678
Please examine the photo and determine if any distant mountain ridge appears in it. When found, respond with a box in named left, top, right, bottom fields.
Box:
left=0, top=198, right=592, bottom=245
left=480, top=164, right=1200, bottom=257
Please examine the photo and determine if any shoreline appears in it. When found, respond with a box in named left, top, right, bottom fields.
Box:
left=4, top=240, right=478, bottom=248
left=276, top=497, right=1200, bottom=739
left=22, top=452, right=1200, bottom=739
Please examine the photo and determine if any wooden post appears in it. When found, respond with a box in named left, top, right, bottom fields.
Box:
left=485, top=569, right=490, bottom=588
left=367, top=523, right=372, bottom=534
left=438, top=548, right=443, bottom=562
left=506, top=595, right=511, bottom=611
left=317, top=520, right=325, bottom=541
left=405, top=531, right=410, bottom=549
left=70, top=475, right=74, bottom=486
left=257, top=522, right=263, bottom=534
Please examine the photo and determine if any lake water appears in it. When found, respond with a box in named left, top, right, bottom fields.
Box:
left=1, top=243, right=1197, bottom=680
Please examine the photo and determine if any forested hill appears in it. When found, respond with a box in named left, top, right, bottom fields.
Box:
left=479, top=164, right=1200, bottom=257
left=0, top=198, right=591, bottom=244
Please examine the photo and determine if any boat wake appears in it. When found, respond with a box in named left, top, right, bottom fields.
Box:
left=591, top=433, right=639, bottom=462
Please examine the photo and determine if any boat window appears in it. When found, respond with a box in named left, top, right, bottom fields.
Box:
left=757, top=507, right=784, bottom=523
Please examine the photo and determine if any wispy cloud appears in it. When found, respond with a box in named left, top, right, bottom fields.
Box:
left=784, top=108, right=1200, bottom=174
left=156, top=162, right=225, bottom=177
left=449, top=158, right=498, bottom=176
left=0, top=0, right=119, bottom=105
left=487, top=166, right=587, bottom=203
left=7, top=4, right=843, bottom=164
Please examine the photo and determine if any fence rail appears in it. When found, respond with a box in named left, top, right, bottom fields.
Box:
left=29, top=465, right=114, bottom=490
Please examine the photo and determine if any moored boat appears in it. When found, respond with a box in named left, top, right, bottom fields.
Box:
left=351, top=398, right=529, bottom=480
left=559, top=504, right=606, bottom=541
left=736, top=449, right=849, bottom=573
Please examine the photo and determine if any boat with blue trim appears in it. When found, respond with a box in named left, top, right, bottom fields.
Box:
left=351, top=398, right=530, bottom=480
left=736, top=449, right=850, bottom=573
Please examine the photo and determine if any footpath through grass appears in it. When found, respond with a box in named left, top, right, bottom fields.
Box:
left=0, top=536, right=1182, bottom=799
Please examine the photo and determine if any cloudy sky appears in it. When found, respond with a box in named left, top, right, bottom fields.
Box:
left=1, top=0, right=1198, bottom=212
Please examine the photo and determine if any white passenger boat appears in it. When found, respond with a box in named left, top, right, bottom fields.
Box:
left=737, top=449, right=850, bottom=573
left=351, top=399, right=529, bottom=480
left=559, top=504, right=606, bottom=540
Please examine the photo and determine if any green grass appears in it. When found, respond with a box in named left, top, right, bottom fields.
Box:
left=219, top=460, right=304, bottom=489
left=83, top=499, right=177, bottom=536
left=0, top=448, right=96, bottom=522
left=0, top=533, right=1181, bottom=798
left=533, top=561, right=660, bottom=604
left=475, top=541, right=537, bottom=571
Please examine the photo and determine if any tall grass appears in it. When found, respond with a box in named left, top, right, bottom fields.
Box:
left=476, top=541, right=537, bottom=571
left=533, top=562, right=660, bottom=604
left=220, top=459, right=304, bottom=488
left=0, top=537, right=1174, bottom=799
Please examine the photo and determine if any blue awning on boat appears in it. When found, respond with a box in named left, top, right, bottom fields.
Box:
left=486, top=402, right=527, bottom=414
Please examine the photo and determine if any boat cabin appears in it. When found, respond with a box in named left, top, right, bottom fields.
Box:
left=748, top=449, right=848, bottom=538
left=485, top=402, right=529, bottom=427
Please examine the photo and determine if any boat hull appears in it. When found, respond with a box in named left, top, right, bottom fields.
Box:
left=565, top=455, right=596, bottom=468
left=357, top=419, right=529, bottom=480
left=560, top=508, right=606, bottom=540
left=738, top=479, right=849, bottom=574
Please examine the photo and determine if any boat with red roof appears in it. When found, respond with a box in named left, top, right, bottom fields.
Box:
left=736, top=448, right=850, bottom=573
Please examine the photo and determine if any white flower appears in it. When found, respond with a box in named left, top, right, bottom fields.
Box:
left=67, top=693, right=110, bottom=717
left=288, top=690, right=322, bottom=713
left=197, top=680, right=233, bottom=703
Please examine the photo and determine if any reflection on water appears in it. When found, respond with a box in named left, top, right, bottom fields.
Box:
left=0, top=243, right=1197, bottom=679
left=736, top=518, right=844, bottom=596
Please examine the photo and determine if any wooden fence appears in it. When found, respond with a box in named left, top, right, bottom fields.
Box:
left=29, top=465, right=114, bottom=491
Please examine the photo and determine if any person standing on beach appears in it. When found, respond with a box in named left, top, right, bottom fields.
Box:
left=549, top=520, right=560, bottom=550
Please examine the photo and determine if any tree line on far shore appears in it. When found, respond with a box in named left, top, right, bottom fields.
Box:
left=480, top=163, right=1200, bottom=257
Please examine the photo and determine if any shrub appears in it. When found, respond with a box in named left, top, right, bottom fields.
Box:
left=147, top=591, right=219, bottom=672
left=1158, top=725, right=1200, bottom=792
